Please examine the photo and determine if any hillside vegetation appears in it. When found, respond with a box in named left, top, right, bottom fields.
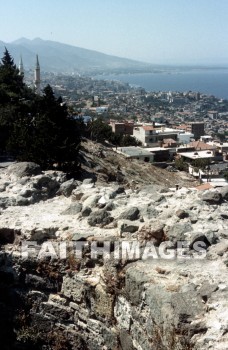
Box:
left=78, top=139, right=199, bottom=188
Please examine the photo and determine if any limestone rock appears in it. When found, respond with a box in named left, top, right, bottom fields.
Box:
left=30, top=227, right=58, bottom=241
left=0, top=184, right=6, bottom=192
left=0, top=163, right=227, bottom=350
left=0, top=197, right=15, bottom=208
left=88, top=210, right=113, bottom=227
left=61, top=275, right=87, bottom=302
left=40, top=301, right=74, bottom=321
left=140, top=204, right=158, bottom=220
left=113, top=185, right=125, bottom=195
left=165, top=222, right=192, bottom=243
left=176, top=209, right=189, bottom=219
left=58, top=179, right=78, bottom=197
left=207, top=239, right=228, bottom=258
left=114, top=296, right=132, bottom=330
left=71, top=189, right=84, bottom=201
left=119, top=330, right=134, bottom=350
left=7, top=162, right=41, bottom=178
left=82, top=194, right=101, bottom=208
left=120, top=206, right=140, bottom=221
left=15, top=196, right=29, bottom=206
left=201, top=190, right=222, bottom=204
left=198, top=282, right=218, bottom=299
left=97, top=195, right=109, bottom=207
left=118, top=220, right=139, bottom=235
left=83, top=178, right=94, bottom=185
left=81, top=206, right=92, bottom=217
left=32, top=175, right=60, bottom=200
left=105, top=201, right=115, bottom=211
left=93, top=283, right=115, bottom=320
left=19, top=188, right=33, bottom=198
left=61, top=203, right=82, bottom=215
left=218, top=185, right=228, bottom=201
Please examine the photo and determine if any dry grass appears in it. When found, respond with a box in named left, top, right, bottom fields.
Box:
left=80, top=139, right=200, bottom=188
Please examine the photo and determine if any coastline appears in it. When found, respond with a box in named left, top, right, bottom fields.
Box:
left=94, top=69, right=228, bottom=99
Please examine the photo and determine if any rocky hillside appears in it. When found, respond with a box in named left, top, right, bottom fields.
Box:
left=0, top=159, right=227, bottom=349
left=78, top=139, right=199, bottom=188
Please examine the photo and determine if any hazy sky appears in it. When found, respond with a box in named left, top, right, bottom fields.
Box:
left=1, top=0, right=228, bottom=65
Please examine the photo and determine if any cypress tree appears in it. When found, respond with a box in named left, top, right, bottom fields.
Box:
left=0, top=48, right=24, bottom=101
left=0, top=49, right=81, bottom=169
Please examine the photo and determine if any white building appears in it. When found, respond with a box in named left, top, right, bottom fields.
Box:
left=133, top=124, right=193, bottom=147
left=178, top=132, right=194, bottom=144
left=177, top=150, right=216, bottom=162
left=115, top=147, right=154, bottom=163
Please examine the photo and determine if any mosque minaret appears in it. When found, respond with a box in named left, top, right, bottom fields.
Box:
left=19, top=56, right=24, bottom=76
left=34, top=54, right=41, bottom=95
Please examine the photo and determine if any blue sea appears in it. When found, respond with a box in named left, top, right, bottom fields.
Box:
left=95, top=69, right=228, bottom=100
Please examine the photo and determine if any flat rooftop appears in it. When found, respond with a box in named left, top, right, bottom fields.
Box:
left=178, top=150, right=214, bottom=160
left=208, top=142, right=228, bottom=148
left=116, top=147, right=154, bottom=157
left=146, top=147, right=171, bottom=152
left=156, top=127, right=181, bottom=134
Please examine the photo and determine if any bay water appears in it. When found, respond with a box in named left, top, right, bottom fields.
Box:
left=95, top=69, right=228, bottom=100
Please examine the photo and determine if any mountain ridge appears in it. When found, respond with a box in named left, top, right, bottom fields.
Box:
left=0, top=37, right=151, bottom=73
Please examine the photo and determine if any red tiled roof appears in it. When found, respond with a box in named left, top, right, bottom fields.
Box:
left=189, top=141, right=215, bottom=150
left=142, top=126, right=155, bottom=131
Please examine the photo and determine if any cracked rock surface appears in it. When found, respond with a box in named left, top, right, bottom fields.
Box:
left=0, top=162, right=227, bottom=349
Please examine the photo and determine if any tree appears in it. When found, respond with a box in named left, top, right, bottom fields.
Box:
left=0, top=48, right=35, bottom=153
left=8, top=85, right=81, bottom=169
left=174, top=158, right=189, bottom=171
left=88, top=117, right=113, bottom=143
left=120, top=134, right=141, bottom=146
left=1, top=48, right=14, bottom=66
left=0, top=48, right=25, bottom=101
left=0, top=48, right=81, bottom=169
left=191, top=158, right=210, bottom=172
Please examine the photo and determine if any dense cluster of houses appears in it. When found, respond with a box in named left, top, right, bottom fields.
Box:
left=110, top=120, right=228, bottom=187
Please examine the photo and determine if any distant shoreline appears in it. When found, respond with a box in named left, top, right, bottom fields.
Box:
left=94, top=69, right=228, bottom=100
left=91, top=66, right=228, bottom=76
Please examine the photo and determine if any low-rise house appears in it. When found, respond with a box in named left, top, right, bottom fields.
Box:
left=188, top=140, right=216, bottom=151
left=110, top=121, right=134, bottom=135
left=145, top=147, right=171, bottom=162
left=133, top=124, right=193, bottom=147
left=209, top=141, right=228, bottom=154
left=207, top=110, right=218, bottom=119
left=115, top=146, right=154, bottom=163
left=178, top=132, right=194, bottom=144
left=177, top=150, right=217, bottom=163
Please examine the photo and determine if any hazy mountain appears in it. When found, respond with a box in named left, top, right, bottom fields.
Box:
left=0, top=37, right=151, bottom=73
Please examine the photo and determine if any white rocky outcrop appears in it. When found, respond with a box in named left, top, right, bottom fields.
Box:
left=0, top=163, right=227, bottom=349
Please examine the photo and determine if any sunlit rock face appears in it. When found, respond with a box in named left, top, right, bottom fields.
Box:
left=0, top=162, right=227, bottom=349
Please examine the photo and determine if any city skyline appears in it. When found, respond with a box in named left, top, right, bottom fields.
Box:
left=1, top=0, right=228, bottom=65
